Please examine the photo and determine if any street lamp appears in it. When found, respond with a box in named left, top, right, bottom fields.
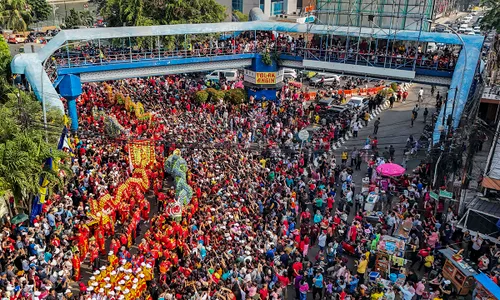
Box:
left=427, top=20, right=468, bottom=135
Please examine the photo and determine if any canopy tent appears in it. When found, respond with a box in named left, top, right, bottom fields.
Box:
left=457, top=196, right=500, bottom=245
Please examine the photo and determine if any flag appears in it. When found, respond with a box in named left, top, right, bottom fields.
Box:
left=30, top=196, right=42, bottom=224
left=57, top=126, right=73, bottom=151
left=30, top=158, right=52, bottom=223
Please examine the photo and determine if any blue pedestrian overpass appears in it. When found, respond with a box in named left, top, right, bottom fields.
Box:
left=11, top=19, right=484, bottom=144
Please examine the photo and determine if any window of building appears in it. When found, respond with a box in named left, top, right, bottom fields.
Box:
left=232, top=0, right=243, bottom=13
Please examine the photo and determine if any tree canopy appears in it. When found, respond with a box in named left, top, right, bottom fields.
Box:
left=101, top=0, right=226, bottom=27
left=63, top=9, right=95, bottom=28
left=480, top=0, right=500, bottom=31
left=27, top=0, right=52, bottom=22
left=0, top=32, right=68, bottom=209
left=232, top=10, right=248, bottom=22
left=0, top=0, right=32, bottom=32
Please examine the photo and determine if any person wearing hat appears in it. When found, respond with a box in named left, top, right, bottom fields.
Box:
left=108, top=250, right=119, bottom=268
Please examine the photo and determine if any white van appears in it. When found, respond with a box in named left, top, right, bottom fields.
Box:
left=283, top=68, right=297, bottom=79
left=205, top=69, right=239, bottom=82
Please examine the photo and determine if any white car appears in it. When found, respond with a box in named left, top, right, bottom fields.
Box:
left=309, top=73, right=340, bottom=87
left=346, top=96, right=369, bottom=111
left=205, top=69, right=239, bottom=82
left=283, top=68, right=297, bottom=79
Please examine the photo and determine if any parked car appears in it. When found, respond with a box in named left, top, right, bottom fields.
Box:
left=309, top=73, right=340, bottom=87
left=318, top=104, right=349, bottom=124
left=205, top=69, right=239, bottom=82
left=283, top=68, right=297, bottom=80
left=317, top=98, right=336, bottom=109
left=7, top=34, right=26, bottom=44
left=346, top=96, right=369, bottom=111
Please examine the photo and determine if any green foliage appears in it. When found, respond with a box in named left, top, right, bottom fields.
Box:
left=0, top=36, right=11, bottom=79
left=194, top=90, right=209, bottom=103
left=63, top=9, right=94, bottom=28
left=233, top=10, right=248, bottom=22
left=480, top=0, right=500, bottom=31
left=205, top=88, right=225, bottom=102
left=390, top=82, right=398, bottom=92
left=0, top=89, right=68, bottom=205
left=0, top=0, right=32, bottom=32
left=377, top=88, right=395, bottom=98
left=224, top=88, right=247, bottom=105
left=271, top=51, right=282, bottom=65
left=27, top=0, right=51, bottom=22
left=102, top=0, right=226, bottom=28
left=261, top=52, right=272, bottom=65
left=0, top=26, right=68, bottom=206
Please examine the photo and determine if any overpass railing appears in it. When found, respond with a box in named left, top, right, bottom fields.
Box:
left=46, top=44, right=457, bottom=75
left=299, top=49, right=455, bottom=71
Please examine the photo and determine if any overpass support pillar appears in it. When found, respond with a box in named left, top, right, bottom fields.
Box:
left=243, top=54, right=281, bottom=101
left=59, top=74, right=82, bottom=132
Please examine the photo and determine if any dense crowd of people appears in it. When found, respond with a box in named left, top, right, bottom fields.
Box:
left=47, top=31, right=457, bottom=72
left=3, top=62, right=498, bottom=300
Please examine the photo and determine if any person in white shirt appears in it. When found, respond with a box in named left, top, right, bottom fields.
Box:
left=418, top=88, right=424, bottom=102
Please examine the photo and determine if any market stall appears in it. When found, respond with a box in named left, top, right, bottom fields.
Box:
left=374, top=235, right=407, bottom=279
left=394, top=218, right=413, bottom=241
left=473, top=273, right=500, bottom=300
left=439, top=248, right=478, bottom=296
left=364, top=192, right=379, bottom=212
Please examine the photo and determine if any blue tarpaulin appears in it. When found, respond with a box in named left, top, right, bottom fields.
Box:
left=474, top=273, right=500, bottom=296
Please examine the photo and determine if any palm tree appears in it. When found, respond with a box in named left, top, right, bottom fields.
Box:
left=79, top=10, right=94, bottom=27
left=0, top=0, right=31, bottom=32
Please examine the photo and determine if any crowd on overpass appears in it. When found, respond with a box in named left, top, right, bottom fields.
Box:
left=47, top=31, right=458, bottom=72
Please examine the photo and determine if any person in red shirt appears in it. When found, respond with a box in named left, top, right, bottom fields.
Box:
left=327, top=196, right=334, bottom=214
left=292, top=258, right=303, bottom=277
left=259, top=285, right=269, bottom=300
left=301, top=208, right=311, bottom=223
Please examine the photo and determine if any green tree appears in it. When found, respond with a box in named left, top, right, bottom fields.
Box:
left=0, top=39, right=68, bottom=210
left=27, top=0, right=51, bottom=22
left=102, top=0, right=226, bottom=27
left=63, top=8, right=80, bottom=28
left=62, top=8, right=94, bottom=28
left=480, top=0, right=500, bottom=32
left=0, top=90, right=68, bottom=208
left=79, top=10, right=95, bottom=27
left=194, top=90, right=209, bottom=103
left=232, top=10, right=248, bottom=22
left=0, top=36, right=11, bottom=79
left=224, top=88, right=247, bottom=105
left=0, top=0, right=32, bottom=32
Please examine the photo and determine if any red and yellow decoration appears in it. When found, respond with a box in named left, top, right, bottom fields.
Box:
left=129, top=140, right=156, bottom=169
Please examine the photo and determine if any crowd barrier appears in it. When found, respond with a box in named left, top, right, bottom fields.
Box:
left=301, top=85, right=388, bottom=100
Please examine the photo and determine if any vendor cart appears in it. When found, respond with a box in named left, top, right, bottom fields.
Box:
left=374, top=235, right=406, bottom=279
left=364, top=192, right=379, bottom=212
left=394, top=218, right=413, bottom=241
left=473, top=273, right=500, bottom=300
left=439, top=248, right=478, bottom=296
